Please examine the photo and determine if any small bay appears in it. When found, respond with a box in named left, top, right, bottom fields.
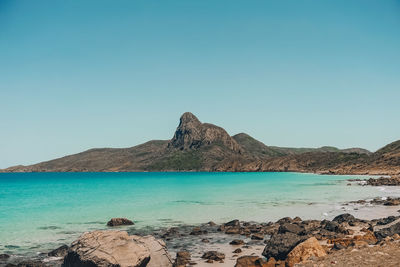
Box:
left=0, top=172, right=399, bottom=256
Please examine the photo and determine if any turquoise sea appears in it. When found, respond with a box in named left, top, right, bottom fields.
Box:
left=1, top=172, right=399, bottom=257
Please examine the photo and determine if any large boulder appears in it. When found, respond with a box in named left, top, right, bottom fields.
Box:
left=286, top=237, right=326, bottom=267
left=63, top=230, right=172, bottom=267
left=133, top=235, right=172, bottom=267
left=262, top=232, right=306, bottom=261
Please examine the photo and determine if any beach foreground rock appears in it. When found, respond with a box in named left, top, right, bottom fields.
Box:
left=286, top=237, right=326, bottom=267
left=63, top=230, right=172, bottom=267
left=262, top=232, right=306, bottom=260
left=234, top=255, right=272, bottom=267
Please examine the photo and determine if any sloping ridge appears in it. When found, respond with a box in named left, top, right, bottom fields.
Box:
left=1, top=112, right=398, bottom=174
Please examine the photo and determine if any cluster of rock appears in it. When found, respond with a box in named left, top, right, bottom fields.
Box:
left=366, top=176, right=400, bottom=186
left=5, top=214, right=400, bottom=267
left=162, top=213, right=400, bottom=266
left=349, top=197, right=400, bottom=206
left=349, top=176, right=400, bottom=186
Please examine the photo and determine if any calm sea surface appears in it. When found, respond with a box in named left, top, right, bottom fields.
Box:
left=1, top=172, right=399, bottom=256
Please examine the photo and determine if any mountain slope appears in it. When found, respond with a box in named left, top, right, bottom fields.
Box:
left=1, top=112, right=398, bottom=174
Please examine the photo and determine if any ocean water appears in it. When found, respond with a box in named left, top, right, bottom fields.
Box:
left=1, top=172, right=399, bottom=256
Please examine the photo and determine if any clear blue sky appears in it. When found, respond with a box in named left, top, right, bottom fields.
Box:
left=1, top=0, right=399, bottom=168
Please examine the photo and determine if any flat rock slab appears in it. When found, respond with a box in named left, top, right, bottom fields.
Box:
left=63, top=230, right=172, bottom=267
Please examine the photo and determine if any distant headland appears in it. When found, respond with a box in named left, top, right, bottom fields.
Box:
left=2, top=112, right=399, bottom=175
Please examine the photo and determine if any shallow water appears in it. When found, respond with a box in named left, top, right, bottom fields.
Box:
left=0, top=172, right=399, bottom=256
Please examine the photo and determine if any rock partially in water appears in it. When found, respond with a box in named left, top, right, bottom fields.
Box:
left=250, top=233, right=264, bottom=240
left=233, top=248, right=242, bottom=254
left=106, top=217, right=134, bottom=227
left=161, top=227, right=181, bottom=239
left=189, top=227, right=207, bottom=235
left=366, top=176, right=400, bottom=186
left=0, top=254, right=10, bottom=260
left=48, top=244, right=68, bottom=257
left=201, top=251, right=225, bottom=261
left=173, top=251, right=190, bottom=267
left=8, top=260, right=46, bottom=267
left=225, top=219, right=240, bottom=227
left=230, top=239, right=245, bottom=245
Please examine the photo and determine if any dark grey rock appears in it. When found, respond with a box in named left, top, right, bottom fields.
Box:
left=201, top=251, right=225, bottom=261
left=278, top=223, right=303, bottom=234
left=48, top=245, right=68, bottom=257
left=262, top=232, right=306, bottom=261
left=225, top=220, right=240, bottom=227
left=375, top=222, right=400, bottom=241
left=106, top=217, right=134, bottom=227
left=0, top=254, right=10, bottom=260
left=333, top=213, right=356, bottom=224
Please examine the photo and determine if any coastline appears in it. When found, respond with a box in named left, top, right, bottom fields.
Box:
left=2, top=174, right=400, bottom=266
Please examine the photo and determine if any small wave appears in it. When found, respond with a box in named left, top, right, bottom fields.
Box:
left=57, top=230, right=75, bottom=234
left=37, top=226, right=62, bottom=230
left=5, top=245, right=20, bottom=249
left=158, top=218, right=174, bottom=222
left=83, top=221, right=105, bottom=224
left=171, top=200, right=223, bottom=205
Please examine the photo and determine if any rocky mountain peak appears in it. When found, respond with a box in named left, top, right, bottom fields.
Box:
left=168, top=112, right=241, bottom=152
left=180, top=112, right=201, bottom=126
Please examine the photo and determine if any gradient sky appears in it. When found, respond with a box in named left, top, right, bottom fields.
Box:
left=1, top=0, right=400, bottom=168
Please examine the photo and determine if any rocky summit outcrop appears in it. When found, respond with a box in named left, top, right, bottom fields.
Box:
left=1, top=112, right=398, bottom=174
left=62, top=230, right=172, bottom=267
left=168, top=112, right=241, bottom=152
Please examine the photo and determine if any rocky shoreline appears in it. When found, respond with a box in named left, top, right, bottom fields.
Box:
left=3, top=211, right=400, bottom=267
left=355, top=175, right=400, bottom=186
